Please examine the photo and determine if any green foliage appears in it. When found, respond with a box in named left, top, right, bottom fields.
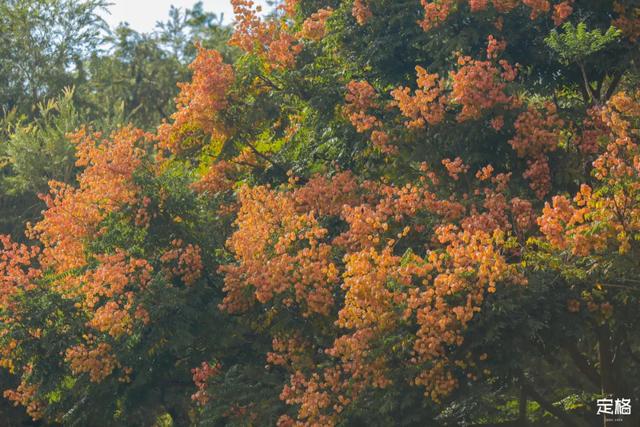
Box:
left=546, top=22, right=622, bottom=65
left=0, top=89, right=124, bottom=236
left=1, top=0, right=640, bottom=426
left=1, top=89, right=81, bottom=197
left=0, top=0, right=108, bottom=116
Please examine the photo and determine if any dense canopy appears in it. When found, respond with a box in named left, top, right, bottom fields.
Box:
left=1, top=0, right=639, bottom=426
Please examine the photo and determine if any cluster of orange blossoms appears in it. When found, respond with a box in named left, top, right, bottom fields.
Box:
left=220, top=161, right=531, bottom=424
left=300, top=7, right=333, bottom=41
left=391, top=66, right=447, bottom=128
left=2, top=364, right=43, bottom=420
left=345, top=45, right=518, bottom=153
left=160, top=239, right=203, bottom=286
left=419, top=0, right=639, bottom=42
left=419, top=0, right=573, bottom=31
left=612, top=1, right=640, bottom=42
left=267, top=334, right=314, bottom=372
left=29, top=128, right=155, bottom=341
left=539, top=91, right=640, bottom=256
left=449, top=54, right=518, bottom=122
left=0, top=236, right=40, bottom=309
left=229, top=0, right=302, bottom=69
left=508, top=102, right=564, bottom=198
left=387, top=35, right=517, bottom=131
left=80, top=251, right=153, bottom=337
left=0, top=237, right=41, bottom=406
left=442, top=157, right=470, bottom=181
left=191, top=361, right=221, bottom=406
left=352, top=0, right=373, bottom=25
left=158, top=46, right=234, bottom=154
left=32, top=127, right=150, bottom=270
left=0, top=127, right=158, bottom=416
left=344, top=80, right=395, bottom=153
left=219, top=180, right=345, bottom=316
left=486, top=35, right=507, bottom=60
left=351, top=0, right=629, bottom=46
left=344, top=81, right=380, bottom=132
left=65, top=342, right=119, bottom=383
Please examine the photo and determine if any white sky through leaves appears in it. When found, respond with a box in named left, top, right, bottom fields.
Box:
left=101, top=0, right=271, bottom=32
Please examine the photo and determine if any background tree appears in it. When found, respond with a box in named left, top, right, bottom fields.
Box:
left=0, top=0, right=108, bottom=116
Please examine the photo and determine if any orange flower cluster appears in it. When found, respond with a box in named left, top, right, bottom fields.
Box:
left=0, top=236, right=40, bottom=309
left=613, top=1, right=640, bottom=42
left=449, top=55, right=518, bottom=122
left=160, top=239, right=203, bottom=286
left=23, top=126, right=156, bottom=353
left=523, top=158, right=552, bottom=199
left=391, top=66, right=447, bottom=128
left=508, top=102, right=564, bottom=198
left=3, top=365, right=44, bottom=420
left=229, top=0, right=302, bottom=69
left=485, top=0, right=519, bottom=13
left=419, top=0, right=573, bottom=30
left=486, top=35, right=507, bottom=59
left=267, top=334, right=313, bottom=371
left=65, top=342, right=119, bottom=383
left=522, top=0, right=549, bottom=19
left=76, top=251, right=152, bottom=309
left=552, top=1, right=573, bottom=26
left=410, top=226, right=525, bottom=399
left=191, top=361, right=221, bottom=405
left=539, top=91, right=640, bottom=255
left=278, top=369, right=340, bottom=426
left=32, top=127, right=151, bottom=271
left=510, top=197, right=535, bottom=233
left=463, top=169, right=535, bottom=235
left=221, top=162, right=530, bottom=424
left=469, top=0, right=490, bottom=11
left=576, top=106, right=608, bottom=154
left=230, top=0, right=270, bottom=53
left=336, top=179, right=465, bottom=251
left=0, top=127, right=163, bottom=417
left=48, top=251, right=152, bottom=384
left=344, top=80, right=381, bottom=133
left=419, top=0, right=455, bottom=31
left=279, top=344, right=390, bottom=426
left=392, top=43, right=518, bottom=127
left=281, top=0, right=299, bottom=17
left=509, top=103, right=563, bottom=158
left=352, top=0, right=372, bottom=25
left=158, top=46, right=234, bottom=154
left=442, top=157, right=470, bottom=181
left=79, top=253, right=152, bottom=338
left=291, top=171, right=361, bottom=217
left=220, top=182, right=345, bottom=316
left=300, top=8, right=333, bottom=41
left=344, top=81, right=396, bottom=153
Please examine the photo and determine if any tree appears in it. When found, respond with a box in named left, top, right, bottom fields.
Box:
left=0, top=0, right=108, bottom=116
left=1, top=0, right=639, bottom=426
left=81, top=2, right=236, bottom=130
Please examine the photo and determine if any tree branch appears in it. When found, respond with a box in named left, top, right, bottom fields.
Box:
left=578, top=62, right=598, bottom=106
left=563, top=340, right=601, bottom=388
left=518, top=374, right=579, bottom=427
left=603, top=71, right=623, bottom=102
